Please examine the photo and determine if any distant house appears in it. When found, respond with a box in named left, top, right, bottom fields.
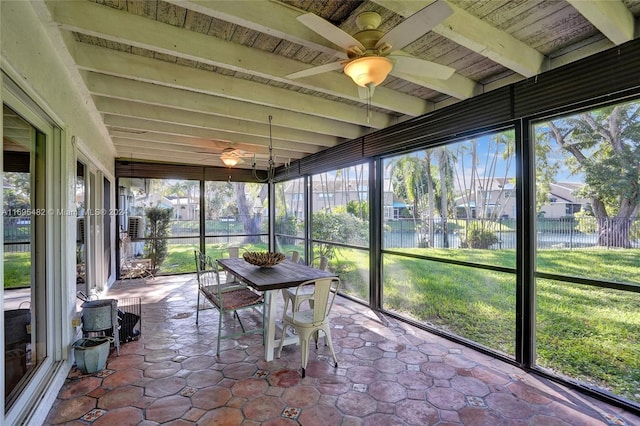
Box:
left=282, top=176, right=588, bottom=221
left=167, top=195, right=199, bottom=221
left=385, top=201, right=409, bottom=220
left=539, top=182, right=588, bottom=218
left=455, top=177, right=516, bottom=219
left=279, top=176, right=369, bottom=217
left=454, top=179, right=588, bottom=219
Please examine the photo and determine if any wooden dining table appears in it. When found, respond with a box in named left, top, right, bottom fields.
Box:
left=216, top=257, right=337, bottom=361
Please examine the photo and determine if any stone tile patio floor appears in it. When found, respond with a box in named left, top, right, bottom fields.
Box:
left=45, top=274, right=639, bottom=425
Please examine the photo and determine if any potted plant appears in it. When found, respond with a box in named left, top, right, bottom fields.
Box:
left=72, top=337, right=111, bottom=374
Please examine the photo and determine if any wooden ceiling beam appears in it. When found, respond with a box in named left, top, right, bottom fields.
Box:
left=162, top=0, right=344, bottom=57
left=171, top=0, right=477, bottom=100
left=373, top=0, right=547, bottom=78
left=391, top=71, right=480, bottom=100
left=113, top=147, right=274, bottom=169
left=566, top=0, right=635, bottom=45
left=548, top=36, right=615, bottom=69
left=108, top=131, right=310, bottom=159
left=94, top=96, right=340, bottom=147
left=102, top=115, right=324, bottom=154
left=71, top=43, right=393, bottom=129
left=84, top=73, right=363, bottom=140
left=111, top=140, right=281, bottom=168
left=50, top=0, right=431, bottom=117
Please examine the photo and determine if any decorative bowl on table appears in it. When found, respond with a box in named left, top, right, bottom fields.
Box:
left=242, top=251, right=286, bottom=268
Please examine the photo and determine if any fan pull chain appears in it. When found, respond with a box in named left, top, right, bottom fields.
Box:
left=367, top=84, right=372, bottom=124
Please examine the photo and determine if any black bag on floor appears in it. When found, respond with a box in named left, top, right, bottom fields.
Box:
left=119, top=311, right=141, bottom=343
left=105, top=309, right=140, bottom=343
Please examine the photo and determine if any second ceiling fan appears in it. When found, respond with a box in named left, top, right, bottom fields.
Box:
left=286, top=0, right=456, bottom=98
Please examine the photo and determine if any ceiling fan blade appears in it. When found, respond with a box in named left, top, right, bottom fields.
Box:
left=286, top=61, right=345, bottom=80
left=297, top=13, right=365, bottom=53
left=389, top=53, right=455, bottom=80
left=199, top=150, right=232, bottom=156
left=376, top=0, right=453, bottom=51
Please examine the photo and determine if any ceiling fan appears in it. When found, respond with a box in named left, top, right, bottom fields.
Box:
left=286, top=1, right=455, bottom=98
left=198, top=146, right=259, bottom=167
left=218, top=147, right=249, bottom=167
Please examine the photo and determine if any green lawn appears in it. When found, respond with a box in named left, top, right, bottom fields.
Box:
left=536, top=278, right=639, bottom=400
left=382, top=253, right=516, bottom=352
left=158, top=242, right=270, bottom=274
left=4, top=252, right=31, bottom=288
left=370, top=248, right=640, bottom=404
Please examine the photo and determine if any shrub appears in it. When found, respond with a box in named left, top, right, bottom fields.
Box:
left=346, top=200, right=368, bottom=219
left=312, top=211, right=368, bottom=258
left=465, top=224, right=498, bottom=249
left=574, top=209, right=597, bottom=234
left=275, top=215, right=302, bottom=242
left=144, top=206, right=173, bottom=273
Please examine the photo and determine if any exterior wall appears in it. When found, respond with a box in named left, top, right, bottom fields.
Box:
left=2, top=2, right=116, bottom=170
left=478, top=188, right=517, bottom=219
left=310, top=189, right=368, bottom=212
left=1, top=1, right=116, bottom=424
left=539, top=182, right=589, bottom=218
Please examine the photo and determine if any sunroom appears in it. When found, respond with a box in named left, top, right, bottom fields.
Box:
left=2, top=1, right=640, bottom=424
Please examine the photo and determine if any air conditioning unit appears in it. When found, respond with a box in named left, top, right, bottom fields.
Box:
left=77, top=217, right=85, bottom=244
left=127, top=216, right=144, bottom=240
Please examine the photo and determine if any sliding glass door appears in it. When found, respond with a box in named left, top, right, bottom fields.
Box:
left=3, top=104, right=48, bottom=408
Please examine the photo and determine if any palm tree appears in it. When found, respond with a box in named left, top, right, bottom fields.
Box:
left=387, top=155, right=430, bottom=245
left=424, top=150, right=436, bottom=247
left=435, top=146, right=454, bottom=247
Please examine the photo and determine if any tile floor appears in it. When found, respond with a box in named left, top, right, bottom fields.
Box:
left=44, top=274, right=639, bottom=425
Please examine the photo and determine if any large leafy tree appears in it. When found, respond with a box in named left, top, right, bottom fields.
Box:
left=204, top=181, right=233, bottom=220
left=546, top=102, right=640, bottom=247
left=3, top=172, right=31, bottom=212
left=234, top=182, right=267, bottom=243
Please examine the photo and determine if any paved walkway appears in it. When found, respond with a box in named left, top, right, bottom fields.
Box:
left=44, top=274, right=639, bottom=425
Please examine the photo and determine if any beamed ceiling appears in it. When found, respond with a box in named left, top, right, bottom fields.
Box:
left=40, top=0, right=640, bottom=170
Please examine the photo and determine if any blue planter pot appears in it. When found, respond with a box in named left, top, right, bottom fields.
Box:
left=73, top=337, right=110, bottom=373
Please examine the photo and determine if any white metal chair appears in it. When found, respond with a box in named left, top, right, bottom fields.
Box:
left=194, top=251, right=264, bottom=356
left=277, top=277, right=341, bottom=377
left=282, top=255, right=329, bottom=314
left=221, top=246, right=241, bottom=283
left=311, top=256, right=329, bottom=271
left=287, top=250, right=301, bottom=264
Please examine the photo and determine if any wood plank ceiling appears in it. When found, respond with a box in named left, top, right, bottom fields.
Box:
left=41, top=0, right=640, bottom=170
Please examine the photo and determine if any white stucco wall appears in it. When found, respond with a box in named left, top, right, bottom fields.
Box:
left=1, top=1, right=117, bottom=423
left=1, top=0, right=116, bottom=170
